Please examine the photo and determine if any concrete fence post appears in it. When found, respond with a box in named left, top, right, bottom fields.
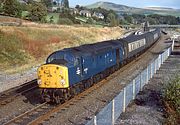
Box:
left=146, top=67, right=149, bottom=84
left=112, top=99, right=115, bottom=125
left=158, top=55, right=161, bottom=69
left=168, top=48, right=170, bottom=57
left=150, top=63, right=153, bottom=78
left=123, top=88, right=126, bottom=112
left=140, top=73, right=143, bottom=91
left=167, top=49, right=169, bottom=59
left=172, top=39, right=175, bottom=51
left=154, top=59, right=156, bottom=74
left=94, top=116, right=97, bottom=125
left=133, top=79, right=136, bottom=99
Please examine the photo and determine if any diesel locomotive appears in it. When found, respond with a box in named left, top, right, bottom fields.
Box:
left=37, top=28, right=161, bottom=103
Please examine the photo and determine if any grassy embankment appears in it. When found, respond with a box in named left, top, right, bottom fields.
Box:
left=163, top=75, right=180, bottom=124
left=0, top=25, right=123, bottom=73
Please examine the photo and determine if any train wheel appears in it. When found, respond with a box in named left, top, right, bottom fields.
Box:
left=70, top=87, right=76, bottom=97
left=53, top=89, right=65, bottom=104
left=40, top=89, right=51, bottom=102
left=64, top=89, right=71, bottom=100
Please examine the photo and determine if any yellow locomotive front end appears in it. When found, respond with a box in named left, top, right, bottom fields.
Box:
left=37, top=64, right=70, bottom=103
left=37, top=64, right=69, bottom=89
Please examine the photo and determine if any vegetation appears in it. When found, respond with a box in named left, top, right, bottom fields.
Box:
left=90, top=7, right=119, bottom=26
left=63, top=0, right=69, bottom=8
left=0, top=0, right=48, bottom=22
left=46, top=13, right=59, bottom=23
left=1, top=0, right=179, bottom=26
left=0, top=25, right=123, bottom=72
left=2, top=0, right=22, bottom=17
left=163, top=75, right=180, bottom=124
left=42, top=0, right=52, bottom=8
left=58, top=18, right=73, bottom=25
left=0, top=30, right=28, bottom=68
left=120, top=14, right=180, bottom=25
left=27, top=1, right=47, bottom=22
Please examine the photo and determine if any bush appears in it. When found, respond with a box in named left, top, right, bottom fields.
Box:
left=27, top=2, right=47, bottom=22
left=58, top=18, right=73, bottom=25
left=0, top=30, right=28, bottom=67
left=163, top=75, right=180, bottom=124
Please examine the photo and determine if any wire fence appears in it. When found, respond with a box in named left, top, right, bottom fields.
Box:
left=86, top=46, right=172, bottom=125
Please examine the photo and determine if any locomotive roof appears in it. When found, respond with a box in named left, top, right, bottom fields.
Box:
left=62, top=39, right=123, bottom=56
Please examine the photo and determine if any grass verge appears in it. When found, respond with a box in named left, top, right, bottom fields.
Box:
left=0, top=25, right=124, bottom=73
left=163, top=75, right=180, bottom=124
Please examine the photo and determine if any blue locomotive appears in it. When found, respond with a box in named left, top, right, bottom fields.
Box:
left=37, top=28, right=161, bottom=103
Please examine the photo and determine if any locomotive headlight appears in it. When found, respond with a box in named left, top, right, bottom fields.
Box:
left=38, top=79, right=42, bottom=85
left=60, top=79, right=65, bottom=85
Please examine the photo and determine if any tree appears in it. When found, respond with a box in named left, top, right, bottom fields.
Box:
left=53, top=1, right=57, bottom=6
left=107, top=13, right=119, bottom=26
left=3, top=0, right=22, bottom=17
left=62, top=0, right=69, bottom=8
left=124, top=14, right=133, bottom=24
left=75, top=5, right=80, bottom=9
left=41, top=0, right=52, bottom=8
left=28, top=2, right=47, bottom=22
left=0, top=1, right=4, bottom=13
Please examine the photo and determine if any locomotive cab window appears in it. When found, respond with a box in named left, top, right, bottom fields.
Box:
left=47, top=52, right=75, bottom=65
left=74, top=58, right=80, bottom=66
left=64, top=54, right=74, bottom=64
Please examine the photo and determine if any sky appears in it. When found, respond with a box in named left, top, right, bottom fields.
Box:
left=69, top=0, right=180, bottom=9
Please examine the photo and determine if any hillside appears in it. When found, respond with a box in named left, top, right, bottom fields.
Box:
left=86, top=2, right=180, bottom=16
left=0, top=24, right=124, bottom=73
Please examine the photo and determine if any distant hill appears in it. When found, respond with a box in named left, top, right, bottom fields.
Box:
left=144, top=7, right=175, bottom=11
left=86, top=1, right=180, bottom=16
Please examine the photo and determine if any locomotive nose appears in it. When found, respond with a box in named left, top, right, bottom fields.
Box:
left=37, top=64, right=69, bottom=88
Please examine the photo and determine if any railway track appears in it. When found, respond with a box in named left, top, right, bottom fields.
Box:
left=28, top=75, right=118, bottom=125
left=0, top=79, right=38, bottom=106
left=1, top=34, right=169, bottom=125
left=3, top=102, right=51, bottom=125
left=13, top=50, right=146, bottom=125
left=3, top=74, right=114, bottom=125
left=27, top=35, right=167, bottom=125
left=3, top=34, right=165, bottom=125
left=3, top=66, right=125, bottom=125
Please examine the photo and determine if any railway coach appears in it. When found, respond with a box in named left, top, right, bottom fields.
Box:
left=37, top=28, right=161, bottom=103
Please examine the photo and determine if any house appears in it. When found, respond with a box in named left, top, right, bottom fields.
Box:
left=53, top=0, right=63, bottom=6
left=48, top=6, right=60, bottom=12
left=92, top=12, right=104, bottom=19
left=79, top=10, right=91, bottom=17
left=70, top=8, right=79, bottom=15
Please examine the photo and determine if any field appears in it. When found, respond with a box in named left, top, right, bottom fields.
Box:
left=0, top=25, right=124, bottom=73
left=46, top=13, right=59, bottom=23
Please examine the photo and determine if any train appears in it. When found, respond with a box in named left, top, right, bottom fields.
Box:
left=37, top=28, right=161, bottom=103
